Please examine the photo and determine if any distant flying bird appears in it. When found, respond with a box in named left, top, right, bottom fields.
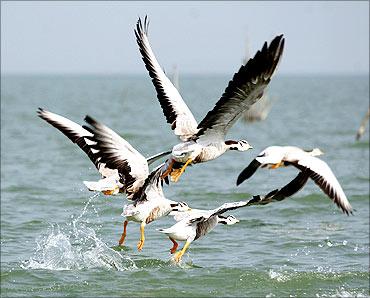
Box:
left=241, top=37, right=273, bottom=123
left=158, top=201, right=246, bottom=262
left=37, top=108, right=170, bottom=196
left=236, top=146, right=353, bottom=215
left=241, top=94, right=273, bottom=123
left=135, top=16, right=284, bottom=182
left=355, top=107, right=370, bottom=141
left=82, top=115, right=191, bottom=250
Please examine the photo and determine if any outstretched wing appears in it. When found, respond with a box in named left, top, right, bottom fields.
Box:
left=245, top=170, right=311, bottom=206
left=83, top=115, right=149, bottom=198
left=292, top=156, right=353, bottom=215
left=37, top=108, right=116, bottom=177
left=236, top=159, right=262, bottom=185
left=135, top=16, right=198, bottom=140
left=188, top=201, right=248, bottom=224
left=194, top=35, right=285, bottom=142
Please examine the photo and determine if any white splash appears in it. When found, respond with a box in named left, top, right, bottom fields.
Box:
left=22, top=194, right=136, bottom=271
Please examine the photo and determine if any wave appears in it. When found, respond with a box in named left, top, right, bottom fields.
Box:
left=21, top=194, right=136, bottom=271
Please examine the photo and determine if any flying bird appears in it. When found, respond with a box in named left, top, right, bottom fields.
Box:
left=135, top=16, right=285, bottom=182
left=236, top=146, right=353, bottom=215
left=82, top=115, right=191, bottom=250
left=158, top=201, right=247, bottom=263
left=37, top=108, right=170, bottom=195
left=355, top=107, right=370, bottom=141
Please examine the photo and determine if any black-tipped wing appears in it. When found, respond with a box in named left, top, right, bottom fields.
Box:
left=245, top=170, right=311, bottom=206
left=135, top=16, right=198, bottom=141
left=292, top=156, right=353, bottom=215
left=37, top=108, right=112, bottom=175
left=194, top=35, right=285, bottom=142
left=83, top=115, right=149, bottom=198
left=236, top=159, right=262, bottom=185
left=132, top=163, right=167, bottom=205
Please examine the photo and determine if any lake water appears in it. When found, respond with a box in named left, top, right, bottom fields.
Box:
left=1, top=74, right=369, bottom=297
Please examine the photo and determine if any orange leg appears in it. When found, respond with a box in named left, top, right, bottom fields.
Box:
left=137, top=222, right=146, bottom=251
left=170, top=159, right=192, bottom=182
left=161, top=159, right=175, bottom=179
left=118, top=220, right=128, bottom=246
left=269, top=161, right=284, bottom=169
left=173, top=240, right=191, bottom=263
left=169, top=237, right=179, bottom=254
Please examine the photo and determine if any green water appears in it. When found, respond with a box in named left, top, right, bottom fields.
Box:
left=1, top=74, right=369, bottom=297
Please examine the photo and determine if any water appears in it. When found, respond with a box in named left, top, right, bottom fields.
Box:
left=1, top=74, right=369, bottom=297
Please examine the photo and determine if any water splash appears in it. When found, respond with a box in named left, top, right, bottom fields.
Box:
left=21, top=194, right=136, bottom=271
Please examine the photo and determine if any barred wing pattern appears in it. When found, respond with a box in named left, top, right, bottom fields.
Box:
left=37, top=108, right=116, bottom=177
left=83, top=115, right=149, bottom=198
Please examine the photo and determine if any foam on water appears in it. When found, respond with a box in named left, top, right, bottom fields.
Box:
left=21, top=194, right=136, bottom=271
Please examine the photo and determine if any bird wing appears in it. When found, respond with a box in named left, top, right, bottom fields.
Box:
left=37, top=108, right=116, bottom=177
left=135, top=16, right=198, bottom=141
left=245, top=170, right=311, bottom=206
left=188, top=201, right=248, bottom=224
left=236, top=159, right=262, bottom=185
left=131, top=163, right=167, bottom=205
left=83, top=115, right=149, bottom=198
left=146, top=150, right=172, bottom=165
left=193, top=35, right=285, bottom=143
left=292, top=155, right=353, bottom=215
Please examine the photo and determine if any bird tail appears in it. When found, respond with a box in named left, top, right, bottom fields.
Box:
left=156, top=228, right=170, bottom=234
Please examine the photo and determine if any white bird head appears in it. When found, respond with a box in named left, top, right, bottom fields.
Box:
left=218, top=215, right=240, bottom=225
left=170, top=201, right=191, bottom=212
left=225, top=140, right=253, bottom=151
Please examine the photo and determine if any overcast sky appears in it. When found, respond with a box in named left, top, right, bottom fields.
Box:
left=1, top=1, right=369, bottom=75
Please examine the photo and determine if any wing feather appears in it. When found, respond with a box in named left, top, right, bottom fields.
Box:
left=194, top=35, right=285, bottom=141
left=83, top=115, right=149, bottom=198
left=293, top=156, right=353, bottom=215
left=135, top=16, right=198, bottom=140
left=37, top=108, right=116, bottom=176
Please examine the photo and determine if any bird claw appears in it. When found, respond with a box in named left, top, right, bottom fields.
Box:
left=173, top=252, right=182, bottom=263
left=137, top=240, right=144, bottom=251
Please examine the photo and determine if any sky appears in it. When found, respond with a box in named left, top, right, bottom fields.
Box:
left=1, top=1, right=369, bottom=75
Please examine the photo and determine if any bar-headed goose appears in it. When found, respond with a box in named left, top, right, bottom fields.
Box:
left=236, top=146, right=353, bottom=215
left=37, top=108, right=170, bottom=195
left=135, top=17, right=284, bottom=182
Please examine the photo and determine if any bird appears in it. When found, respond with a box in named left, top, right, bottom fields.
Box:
left=82, top=115, right=191, bottom=250
left=37, top=108, right=170, bottom=195
left=236, top=146, right=353, bottom=215
left=135, top=16, right=285, bottom=182
left=355, top=107, right=370, bottom=141
left=158, top=201, right=247, bottom=263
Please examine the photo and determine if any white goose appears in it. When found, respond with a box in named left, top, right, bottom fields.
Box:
left=158, top=201, right=247, bottom=263
left=37, top=108, right=170, bottom=195
left=82, top=115, right=191, bottom=250
left=135, top=17, right=285, bottom=182
left=236, top=146, right=353, bottom=215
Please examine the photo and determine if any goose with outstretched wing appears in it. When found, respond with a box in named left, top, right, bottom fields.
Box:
left=82, top=115, right=191, bottom=250
left=38, top=108, right=170, bottom=195
left=135, top=16, right=284, bottom=182
left=236, top=146, right=353, bottom=215
left=158, top=201, right=247, bottom=262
